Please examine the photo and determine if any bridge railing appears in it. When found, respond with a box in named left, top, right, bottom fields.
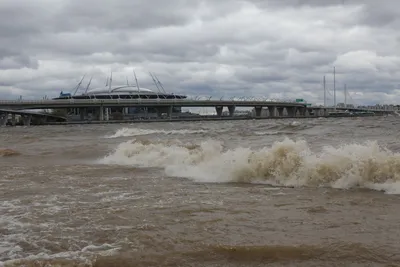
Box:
left=0, top=98, right=305, bottom=105
left=307, top=105, right=396, bottom=112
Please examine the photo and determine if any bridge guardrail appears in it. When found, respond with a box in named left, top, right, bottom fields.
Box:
left=0, top=99, right=306, bottom=105
left=0, top=99, right=394, bottom=111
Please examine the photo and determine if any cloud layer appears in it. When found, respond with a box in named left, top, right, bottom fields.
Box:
left=0, top=0, right=399, bottom=105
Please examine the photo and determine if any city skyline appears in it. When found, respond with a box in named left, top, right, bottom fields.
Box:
left=0, top=0, right=399, bottom=105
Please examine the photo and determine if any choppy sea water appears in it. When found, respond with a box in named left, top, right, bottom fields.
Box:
left=1, top=116, right=400, bottom=266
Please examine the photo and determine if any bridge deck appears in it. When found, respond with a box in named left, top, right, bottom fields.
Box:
left=0, top=108, right=66, bottom=119
left=0, top=99, right=394, bottom=113
left=0, top=99, right=307, bottom=109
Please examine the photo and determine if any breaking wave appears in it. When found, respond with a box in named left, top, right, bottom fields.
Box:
left=106, top=120, right=312, bottom=139
left=106, top=127, right=208, bottom=138
left=100, top=138, right=400, bottom=194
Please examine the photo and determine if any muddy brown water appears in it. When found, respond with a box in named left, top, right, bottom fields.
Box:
left=1, top=116, right=400, bottom=266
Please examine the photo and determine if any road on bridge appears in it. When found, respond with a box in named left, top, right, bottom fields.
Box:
left=0, top=99, right=307, bottom=110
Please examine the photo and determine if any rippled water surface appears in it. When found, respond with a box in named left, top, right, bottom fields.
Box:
left=1, top=116, right=400, bottom=266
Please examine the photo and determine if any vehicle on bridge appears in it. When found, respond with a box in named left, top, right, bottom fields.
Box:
left=59, top=91, right=72, bottom=98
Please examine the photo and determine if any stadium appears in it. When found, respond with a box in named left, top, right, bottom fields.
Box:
left=53, top=73, right=188, bottom=120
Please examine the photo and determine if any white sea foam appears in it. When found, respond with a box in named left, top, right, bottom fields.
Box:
left=290, top=121, right=301, bottom=126
left=100, top=137, right=400, bottom=194
left=106, top=127, right=208, bottom=138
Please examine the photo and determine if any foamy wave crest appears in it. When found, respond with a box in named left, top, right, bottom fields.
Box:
left=106, top=127, right=207, bottom=138
left=100, top=138, right=400, bottom=194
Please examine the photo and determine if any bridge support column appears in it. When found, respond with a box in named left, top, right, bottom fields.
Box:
left=80, top=108, right=87, bottom=121
left=268, top=107, right=275, bottom=118
left=215, top=106, right=223, bottom=117
left=276, top=108, right=284, bottom=117
left=0, top=113, right=7, bottom=126
left=22, top=115, right=32, bottom=126
left=298, top=107, right=306, bottom=117
left=168, top=106, right=173, bottom=119
left=156, top=109, right=162, bottom=118
left=227, top=105, right=235, bottom=117
left=11, top=114, right=16, bottom=126
left=286, top=107, right=296, bottom=117
left=254, top=106, right=262, bottom=118
left=105, top=108, right=110, bottom=121
left=99, top=106, right=104, bottom=121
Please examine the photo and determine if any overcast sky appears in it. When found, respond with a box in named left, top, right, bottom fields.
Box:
left=0, top=0, right=399, bottom=105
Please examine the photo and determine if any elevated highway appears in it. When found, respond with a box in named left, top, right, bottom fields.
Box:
left=310, top=106, right=395, bottom=115
left=0, top=99, right=307, bottom=109
left=0, top=99, right=308, bottom=121
left=0, top=108, right=66, bottom=126
left=0, top=99, right=394, bottom=125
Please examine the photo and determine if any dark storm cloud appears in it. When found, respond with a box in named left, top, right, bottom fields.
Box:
left=0, top=0, right=399, bottom=104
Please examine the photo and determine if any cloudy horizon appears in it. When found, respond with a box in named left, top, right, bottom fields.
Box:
left=0, top=0, right=399, bottom=106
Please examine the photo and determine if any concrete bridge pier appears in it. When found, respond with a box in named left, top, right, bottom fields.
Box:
left=22, top=115, right=32, bottom=126
left=80, top=108, right=87, bottom=121
left=254, top=106, right=262, bottom=117
left=106, top=108, right=111, bottom=121
left=268, top=107, right=275, bottom=118
left=298, top=107, right=306, bottom=117
left=168, top=106, right=173, bottom=119
left=215, top=106, right=223, bottom=117
left=0, top=114, right=7, bottom=126
left=276, top=107, right=284, bottom=117
left=99, top=106, right=104, bottom=121
left=286, top=107, right=296, bottom=117
left=11, top=114, right=16, bottom=126
left=227, top=105, right=235, bottom=117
